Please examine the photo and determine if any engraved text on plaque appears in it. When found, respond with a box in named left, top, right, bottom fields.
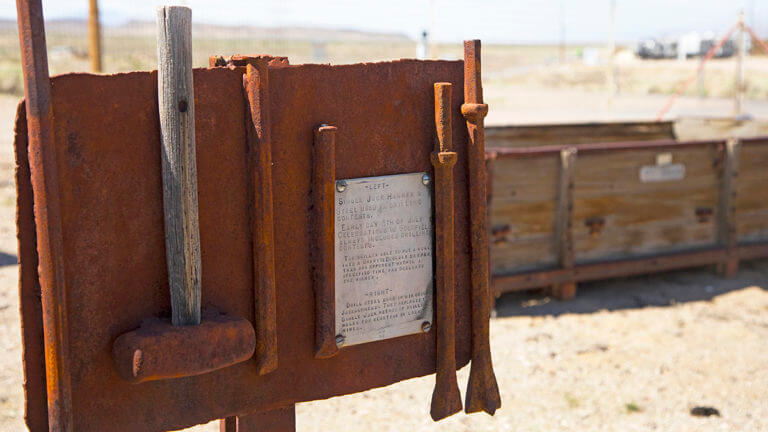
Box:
left=335, top=172, right=434, bottom=346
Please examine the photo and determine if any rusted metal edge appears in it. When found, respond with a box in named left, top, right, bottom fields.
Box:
left=243, top=62, right=278, bottom=375
left=492, top=243, right=768, bottom=295
left=461, top=40, right=501, bottom=417
left=14, top=100, right=49, bottom=432
left=16, top=0, right=74, bottom=429
left=209, top=55, right=290, bottom=69
left=112, top=312, right=256, bottom=384
left=312, top=125, right=339, bottom=359
left=430, top=82, right=462, bottom=422
left=488, top=138, right=726, bottom=158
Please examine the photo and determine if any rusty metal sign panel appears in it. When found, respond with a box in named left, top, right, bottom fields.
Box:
left=334, top=172, right=433, bottom=347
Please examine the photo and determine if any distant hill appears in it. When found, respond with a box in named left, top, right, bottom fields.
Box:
left=0, top=18, right=412, bottom=42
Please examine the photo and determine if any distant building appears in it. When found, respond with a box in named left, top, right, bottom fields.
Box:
left=637, top=31, right=740, bottom=59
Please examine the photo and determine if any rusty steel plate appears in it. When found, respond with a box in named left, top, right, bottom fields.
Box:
left=334, top=172, right=434, bottom=347
left=16, top=60, right=473, bottom=431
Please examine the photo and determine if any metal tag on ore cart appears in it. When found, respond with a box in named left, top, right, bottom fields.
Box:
left=335, top=172, right=434, bottom=347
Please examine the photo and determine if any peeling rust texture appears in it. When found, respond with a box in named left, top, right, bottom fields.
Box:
left=112, top=312, right=256, bottom=383
left=14, top=100, right=49, bottom=432
left=429, top=82, right=462, bottom=421
left=17, top=60, right=472, bottom=431
left=210, top=55, right=290, bottom=69
left=243, top=62, right=278, bottom=375
left=461, top=40, right=501, bottom=416
left=16, top=0, right=74, bottom=429
left=311, top=125, right=338, bottom=359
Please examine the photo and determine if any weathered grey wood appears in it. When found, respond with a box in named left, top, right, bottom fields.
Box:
left=717, top=138, right=740, bottom=276
left=550, top=148, right=576, bottom=299
left=157, top=6, right=201, bottom=326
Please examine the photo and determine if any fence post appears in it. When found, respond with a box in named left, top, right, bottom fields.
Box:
left=88, top=0, right=102, bottom=72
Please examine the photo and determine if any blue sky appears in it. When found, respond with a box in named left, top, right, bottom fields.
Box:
left=1, top=0, right=761, bottom=43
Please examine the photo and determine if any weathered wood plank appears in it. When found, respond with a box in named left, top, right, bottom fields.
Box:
left=486, top=121, right=675, bottom=148
left=735, top=141, right=768, bottom=243
left=157, top=6, right=201, bottom=326
left=488, top=156, right=557, bottom=273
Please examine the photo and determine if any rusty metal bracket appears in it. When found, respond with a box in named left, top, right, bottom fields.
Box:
left=243, top=62, right=279, bottom=375
left=311, top=125, right=339, bottom=359
left=461, top=39, right=501, bottom=416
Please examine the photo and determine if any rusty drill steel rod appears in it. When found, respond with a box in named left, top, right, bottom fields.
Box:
left=429, top=82, right=463, bottom=421
left=462, top=39, right=501, bottom=415
left=243, top=62, right=279, bottom=374
left=16, top=0, right=74, bottom=429
left=312, top=125, right=339, bottom=359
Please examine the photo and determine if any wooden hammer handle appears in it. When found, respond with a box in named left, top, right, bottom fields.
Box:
left=157, top=6, right=201, bottom=326
left=429, top=82, right=462, bottom=421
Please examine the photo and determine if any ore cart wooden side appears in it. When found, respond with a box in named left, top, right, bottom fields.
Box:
left=487, top=137, right=768, bottom=300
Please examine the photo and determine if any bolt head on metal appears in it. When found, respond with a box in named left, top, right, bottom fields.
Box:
left=335, top=334, right=345, bottom=348
left=336, top=180, right=347, bottom=193
left=421, top=321, right=432, bottom=333
left=422, top=174, right=431, bottom=186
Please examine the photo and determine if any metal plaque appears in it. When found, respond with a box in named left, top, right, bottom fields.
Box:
left=335, top=172, right=434, bottom=347
left=639, top=163, right=686, bottom=182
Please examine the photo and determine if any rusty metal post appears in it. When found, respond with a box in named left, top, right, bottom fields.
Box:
left=429, top=82, right=463, bottom=421
left=461, top=39, right=501, bottom=416
left=88, top=0, right=102, bottom=72
left=15, top=0, right=74, bottom=429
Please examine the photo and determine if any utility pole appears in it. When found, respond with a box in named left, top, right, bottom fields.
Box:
left=605, top=0, right=617, bottom=116
left=88, top=0, right=102, bottom=72
left=559, top=0, right=566, bottom=64
left=735, top=10, right=746, bottom=116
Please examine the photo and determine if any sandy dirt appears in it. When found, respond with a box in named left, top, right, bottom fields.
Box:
left=1, top=75, right=767, bottom=432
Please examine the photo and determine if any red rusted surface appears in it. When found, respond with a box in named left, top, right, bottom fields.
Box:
left=311, top=125, right=338, bottom=359
left=14, top=100, right=49, bottom=432
left=16, top=0, right=74, bottom=429
left=243, top=62, right=278, bottom=375
left=221, top=405, right=296, bottom=432
left=16, top=60, right=473, bottom=431
left=429, top=82, right=462, bottom=421
left=461, top=40, right=501, bottom=416
left=112, top=312, right=255, bottom=383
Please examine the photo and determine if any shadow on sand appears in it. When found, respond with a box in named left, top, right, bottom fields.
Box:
left=0, top=251, right=17, bottom=268
left=494, top=258, right=768, bottom=318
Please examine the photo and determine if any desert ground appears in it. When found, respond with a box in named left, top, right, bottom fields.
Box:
left=1, top=26, right=768, bottom=432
